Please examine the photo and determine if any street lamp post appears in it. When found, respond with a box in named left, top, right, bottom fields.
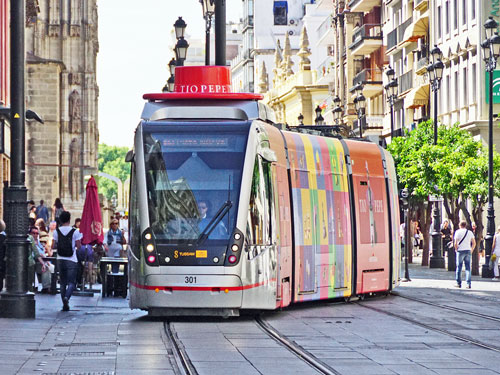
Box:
left=200, top=0, right=215, bottom=65
left=427, top=44, right=445, bottom=269
left=314, top=105, right=325, bottom=125
left=333, top=95, right=343, bottom=125
left=481, top=17, right=500, bottom=278
left=0, top=0, right=35, bottom=318
left=354, top=83, right=366, bottom=138
left=174, top=17, right=188, bottom=66
left=298, top=113, right=304, bottom=126
left=214, top=0, right=226, bottom=66
left=384, top=66, right=398, bottom=139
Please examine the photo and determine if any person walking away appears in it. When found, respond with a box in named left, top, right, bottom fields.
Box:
left=52, top=211, right=82, bottom=311
left=441, top=220, right=452, bottom=255
left=36, top=200, right=50, bottom=223
left=490, top=226, right=500, bottom=280
left=454, top=221, right=476, bottom=289
left=52, top=198, right=65, bottom=226
left=105, top=219, right=126, bottom=273
left=0, top=220, right=6, bottom=291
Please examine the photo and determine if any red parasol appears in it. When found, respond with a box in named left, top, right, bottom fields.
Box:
left=80, top=176, right=104, bottom=245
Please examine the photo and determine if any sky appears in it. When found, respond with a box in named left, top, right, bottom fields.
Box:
left=97, top=0, right=241, bottom=148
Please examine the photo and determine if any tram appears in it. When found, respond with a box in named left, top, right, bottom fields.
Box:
left=127, top=66, right=401, bottom=316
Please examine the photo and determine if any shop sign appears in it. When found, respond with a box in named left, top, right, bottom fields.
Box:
left=485, top=71, right=500, bottom=104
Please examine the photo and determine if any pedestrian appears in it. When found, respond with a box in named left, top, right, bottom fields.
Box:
left=0, top=220, right=6, bottom=292
left=35, top=200, right=50, bottom=223
left=490, top=226, right=500, bottom=280
left=29, top=205, right=37, bottom=226
left=29, top=226, right=51, bottom=293
left=73, top=218, right=81, bottom=229
left=28, top=227, right=48, bottom=292
left=441, top=219, right=453, bottom=254
left=105, top=219, right=126, bottom=273
left=453, top=221, right=476, bottom=289
left=52, top=198, right=65, bottom=226
left=52, top=211, right=82, bottom=311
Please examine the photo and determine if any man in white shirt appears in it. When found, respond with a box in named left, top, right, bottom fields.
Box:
left=52, top=211, right=82, bottom=311
left=453, top=221, right=476, bottom=289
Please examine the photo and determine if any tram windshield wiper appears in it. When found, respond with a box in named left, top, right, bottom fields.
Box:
left=196, top=200, right=232, bottom=245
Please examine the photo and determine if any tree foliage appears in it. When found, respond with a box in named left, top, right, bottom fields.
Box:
left=97, top=144, right=131, bottom=201
left=388, top=121, right=500, bottom=270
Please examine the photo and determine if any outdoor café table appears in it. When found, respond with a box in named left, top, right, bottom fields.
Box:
left=99, top=257, right=128, bottom=298
left=41, top=256, right=58, bottom=295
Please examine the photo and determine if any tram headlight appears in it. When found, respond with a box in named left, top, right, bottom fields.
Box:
left=146, top=244, right=154, bottom=252
left=234, top=233, right=241, bottom=240
left=147, top=255, right=156, bottom=263
left=142, top=228, right=158, bottom=266
left=145, top=233, right=152, bottom=240
left=231, top=244, right=239, bottom=252
left=228, top=255, right=237, bottom=264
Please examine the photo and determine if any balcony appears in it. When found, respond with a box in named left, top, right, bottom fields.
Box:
left=415, top=48, right=428, bottom=75
left=349, top=24, right=383, bottom=56
left=317, top=15, right=335, bottom=46
left=316, top=0, right=335, bottom=10
left=397, top=17, right=413, bottom=44
left=244, top=15, right=253, bottom=28
left=349, top=68, right=383, bottom=98
left=414, top=0, right=428, bottom=11
left=387, top=28, right=398, bottom=50
left=399, top=70, right=414, bottom=94
left=316, top=55, right=335, bottom=84
left=349, top=0, right=381, bottom=13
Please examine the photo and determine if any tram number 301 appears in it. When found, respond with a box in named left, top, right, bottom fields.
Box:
left=185, top=276, right=197, bottom=284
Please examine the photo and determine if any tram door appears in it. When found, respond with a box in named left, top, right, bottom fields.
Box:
left=246, top=156, right=278, bottom=289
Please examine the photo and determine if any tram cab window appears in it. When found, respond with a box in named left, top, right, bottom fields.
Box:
left=129, top=162, right=141, bottom=258
left=246, top=156, right=274, bottom=246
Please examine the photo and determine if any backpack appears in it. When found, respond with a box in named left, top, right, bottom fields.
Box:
left=56, top=227, right=76, bottom=257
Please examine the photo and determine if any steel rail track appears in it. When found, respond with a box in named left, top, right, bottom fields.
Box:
left=164, top=322, right=198, bottom=375
left=356, top=302, right=500, bottom=353
left=255, top=316, right=341, bottom=375
left=391, top=291, right=500, bottom=323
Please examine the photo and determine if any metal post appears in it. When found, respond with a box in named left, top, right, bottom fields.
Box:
left=205, top=16, right=211, bottom=66
left=0, top=0, right=35, bottom=319
left=430, top=83, right=445, bottom=268
left=389, top=99, right=394, bottom=139
left=214, top=0, right=226, bottom=66
left=403, top=205, right=411, bottom=281
left=483, top=68, right=495, bottom=278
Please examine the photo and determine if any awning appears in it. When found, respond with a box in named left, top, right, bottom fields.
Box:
left=405, top=83, right=430, bottom=109
left=402, top=11, right=429, bottom=44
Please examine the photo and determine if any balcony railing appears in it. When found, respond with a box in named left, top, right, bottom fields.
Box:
left=350, top=24, right=382, bottom=50
left=397, top=17, right=413, bottom=43
left=351, top=68, right=383, bottom=88
left=387, top=28, right=398, bottom=50
left=399, top=70, right=413, bottom=93
left=244, top=15, right=253, bottom=27
left=317, top=15, right=334, bottom=40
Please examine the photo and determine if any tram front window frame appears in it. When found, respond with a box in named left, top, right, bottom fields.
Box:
left=142, top=122, right=250, bottom=245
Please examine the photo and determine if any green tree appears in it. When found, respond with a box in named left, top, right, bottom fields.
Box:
left=97, top=144, right=130, bottom=201
left=388, top=121, right=500, bottom=271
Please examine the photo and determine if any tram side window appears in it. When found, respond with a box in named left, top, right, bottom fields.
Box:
left=129, top=163, right=141, bottom=258
left=246, top=156, right=273, bottom=245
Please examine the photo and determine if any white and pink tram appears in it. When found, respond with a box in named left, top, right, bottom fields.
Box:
left=127, top=66, right=401, bottom=316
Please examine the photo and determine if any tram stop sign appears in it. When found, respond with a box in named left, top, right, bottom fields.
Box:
left=485, top=70, right=500, bottom=104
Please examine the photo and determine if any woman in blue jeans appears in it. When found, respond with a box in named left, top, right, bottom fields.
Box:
left=52, top=211, right=82, bottom=311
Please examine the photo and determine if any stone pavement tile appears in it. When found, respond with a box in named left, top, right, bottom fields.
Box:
left=0, top=365, right=20, bottom=375
left=193, top=361, right=261, bottom=375
left=396, top=349, right=459, bottom=361
left=421, top=361, right=485, bottom=370
left=439, top=348, right=499, bottom=372
left=385, top=364, right=440, bottom=375
left=227, top=338, right=282, bottom=348
left=355, top=349, right=413, bottom=365
left=117, top=346, right=169, bottom=355
left=117, top=370, right=175, bottom=375
left=115, top=354, right=172, bottom=370
left=431, top=369, right=500, bottom=375
left=251, top=361, right=321, bottom=374
left=292, top=337, right=348, bottom=349
left=237, top=347, right=297, bottom=358
left=327, top=362, right=397, bottom=375
left=308, top=349, right=366, bottom=359
left=180, top=338, right=236, bottom=349
left=184, top=348, right=247, bottom=362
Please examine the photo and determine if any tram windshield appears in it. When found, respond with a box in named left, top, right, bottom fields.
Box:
left=142, top=122, right=249, bottom=243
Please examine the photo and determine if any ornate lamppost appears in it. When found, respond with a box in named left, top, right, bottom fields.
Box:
left=384, top=66, right=398, bottom=139
left=354, top=83, right=366, bottom=138
left=162, top=58, right=177, bottom=92
left=174, top=17, right=189, bottom=66
left=481, top=17, right=500, bottom=278
left=333, top=95, right=343, bottom=125
left=200, top=0, right=215, bottom=65
left=298, top=113, right=304, bottom=126
left=314, top=105, right=325, bottom=125
left=426, top=45, right=445, bottom=269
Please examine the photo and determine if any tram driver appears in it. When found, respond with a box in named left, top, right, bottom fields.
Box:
left=197, top=200, right=228, bottom=239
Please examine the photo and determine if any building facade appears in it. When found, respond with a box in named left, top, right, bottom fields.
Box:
left=23, top=0, right=99, bottom=219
